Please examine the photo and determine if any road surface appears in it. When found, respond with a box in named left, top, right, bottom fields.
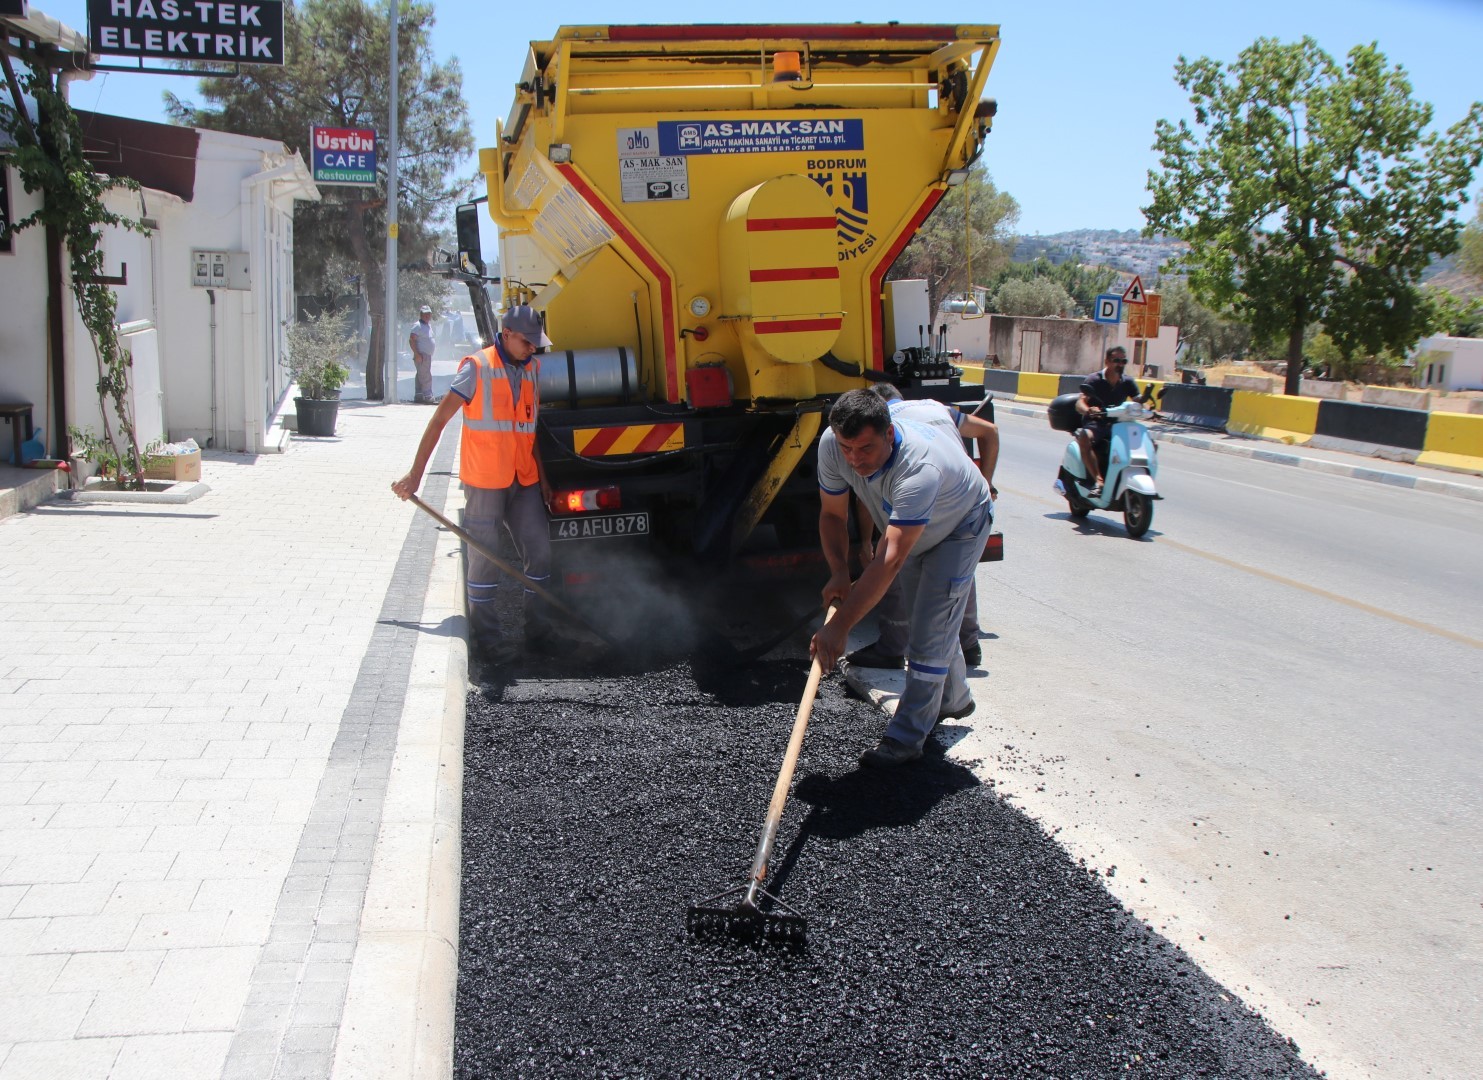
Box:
left=950, top=412, right=1483, bottom=1079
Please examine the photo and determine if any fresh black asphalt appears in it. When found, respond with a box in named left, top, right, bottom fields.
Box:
left=455, top=653, right=1319, bottom=1078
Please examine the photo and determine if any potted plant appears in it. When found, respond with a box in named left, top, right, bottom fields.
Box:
left=286, top=309, right=352, bottom=437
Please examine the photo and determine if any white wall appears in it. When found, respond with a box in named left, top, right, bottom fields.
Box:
left=939, top=308, right=990, bottom=362
left=153, top=130, right=316, bottom=452
left=66, top=186, right=174, bottom=455
left=1114, top=323, right=1179, bottom=377
left=1416, top=334, right=1483, bottom=392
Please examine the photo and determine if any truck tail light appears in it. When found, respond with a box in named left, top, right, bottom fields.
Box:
left=550, top=485, right=621, bottom=515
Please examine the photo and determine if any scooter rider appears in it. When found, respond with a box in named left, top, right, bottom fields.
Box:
left=1076, top=346, right=1154, bottom=498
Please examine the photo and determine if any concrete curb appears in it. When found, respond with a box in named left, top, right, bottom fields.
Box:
left=0, top=466, right=65, bottom=519
left=332, top=487, right=467, bottom=1080
left=63, top=480, right=211, bottom=504
left=990, top=397, right=1483, bottom=503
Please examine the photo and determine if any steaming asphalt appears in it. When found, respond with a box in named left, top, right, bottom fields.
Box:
left=454, top=652, right=1318, bottom=1078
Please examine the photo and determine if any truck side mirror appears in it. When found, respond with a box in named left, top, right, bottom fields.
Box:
left=456, top=203, right=484, bottom=276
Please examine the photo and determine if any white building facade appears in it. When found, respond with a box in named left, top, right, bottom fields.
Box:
left=0, top=108, right=317, bottom=462
left=1415, top=334, right=1483, bottom=392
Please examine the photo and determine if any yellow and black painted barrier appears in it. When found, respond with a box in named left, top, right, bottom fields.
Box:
left=957, top=362, right=1483, bottom=473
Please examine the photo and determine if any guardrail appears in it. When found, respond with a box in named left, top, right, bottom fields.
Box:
left=957, top=364, right=1483, bottom=473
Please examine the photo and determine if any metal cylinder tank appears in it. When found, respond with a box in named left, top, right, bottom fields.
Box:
left=538, top=347, right=640, bottom=407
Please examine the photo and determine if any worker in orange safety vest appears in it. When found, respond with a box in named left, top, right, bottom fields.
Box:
left=392, top=304, right=557, bottom=664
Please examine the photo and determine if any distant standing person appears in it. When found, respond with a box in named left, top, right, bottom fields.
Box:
left=410, top=304, right=437, bottom=404
left=392, top=305, right=557, bottom=663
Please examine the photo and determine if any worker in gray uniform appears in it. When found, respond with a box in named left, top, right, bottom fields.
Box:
left=812, top=389, right=994, bottom=767
left=847, top=382, right=998, bottom=669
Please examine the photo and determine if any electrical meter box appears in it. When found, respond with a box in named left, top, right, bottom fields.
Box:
left=191, top=250, right=250, bottom=290
left=882, top=279, right=932, bottom=354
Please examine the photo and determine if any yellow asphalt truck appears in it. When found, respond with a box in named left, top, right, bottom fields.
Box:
left=464, top=23, right=1000, bottom=586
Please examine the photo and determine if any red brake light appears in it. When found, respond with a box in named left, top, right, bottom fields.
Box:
left=550, top=485, right=621, bottom=515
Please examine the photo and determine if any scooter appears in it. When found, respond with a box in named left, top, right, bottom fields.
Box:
left=1051, top=400, right=1161, bottom=538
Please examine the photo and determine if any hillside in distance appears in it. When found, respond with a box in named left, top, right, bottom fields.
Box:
left=1016, top=230, right=1474, bottom=288
left=1013, top=229, right=1185, bottom=278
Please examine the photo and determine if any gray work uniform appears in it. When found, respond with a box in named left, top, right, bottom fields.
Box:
left=819, top=417, right=993, bottom=748
left=870, top=399, right=988, bottom=657
left=410, top=318, right=436, bottom=400
left=448, top=343, right=550, bottom=646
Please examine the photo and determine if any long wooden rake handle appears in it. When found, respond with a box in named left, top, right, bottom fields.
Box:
left=745, top=603, right=838, bottom=892
left=406, top=492, right=618, bottom=649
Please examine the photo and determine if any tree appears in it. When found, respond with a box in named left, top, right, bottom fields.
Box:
left=1, top=55, right=150, bottom=485
left=166, top=0, right=474, bottom=398
left=1427, top=287, right=1483, bottom=338
left=1461, top=199, right=1483, bottom=279
left=982, top=256, right=1119, bottom=318
left=1158, top=280, right=1251, bottom=362
left=991, top=277, right=1075, bottom=318
left=1145, top=37, right=1483, bottom=394
left=889, top=163, right=1019, bottom=316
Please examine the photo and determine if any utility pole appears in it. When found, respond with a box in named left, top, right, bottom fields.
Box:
left=383, top=0, right=400, bottom=404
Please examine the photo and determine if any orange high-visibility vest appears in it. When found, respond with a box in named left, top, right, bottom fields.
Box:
left=459, top=345, right=540, bottom=489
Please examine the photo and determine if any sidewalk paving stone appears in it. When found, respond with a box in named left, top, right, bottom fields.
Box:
left=2, top=390, right=467, bottom=1079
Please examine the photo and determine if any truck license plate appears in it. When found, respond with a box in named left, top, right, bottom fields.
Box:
left=549, top=512, right=650, bottom=541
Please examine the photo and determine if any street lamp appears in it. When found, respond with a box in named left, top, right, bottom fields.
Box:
left=382, top=1, right=400, bottom=404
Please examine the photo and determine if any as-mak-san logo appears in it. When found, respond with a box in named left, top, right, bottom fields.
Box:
left=657, top=118, right=862, bottom=156
left=808, top=158, right=878, bottom=262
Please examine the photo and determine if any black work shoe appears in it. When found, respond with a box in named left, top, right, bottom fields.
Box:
left=962, top=641, right=982, bottom=667
left=860, top=737, right=923, bottom=768
left=471, top=638, right=518, bottom=667
left=844, top=643, right=906, bottom=669
left=937, top=700, right=975, bottom=723
left=524, top=621, right=563, bottom=654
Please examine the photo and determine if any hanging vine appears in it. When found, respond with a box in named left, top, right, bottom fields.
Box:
left=0, top=51, right=148, bottom=487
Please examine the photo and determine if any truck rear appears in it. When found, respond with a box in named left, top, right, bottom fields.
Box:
left=476, top=23, right=1000, bottom=589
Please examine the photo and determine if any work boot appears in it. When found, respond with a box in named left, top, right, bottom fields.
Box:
left=522, top=590, right=566, bottom=654
left=844, top=642, right=905, bottom=669
left=937, top=699, right=975, bottom=723
left=962, top=641, right=982, bottom=667
left=470, top=635, right=518, bottom=669
left=860, top=737, right=923, bottom=768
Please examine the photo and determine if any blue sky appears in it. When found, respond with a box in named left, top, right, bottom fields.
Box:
left=40, top=0, right=1483, bottom=236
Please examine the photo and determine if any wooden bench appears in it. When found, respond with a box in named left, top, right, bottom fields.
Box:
left=0, top=402, right=35, bottom=465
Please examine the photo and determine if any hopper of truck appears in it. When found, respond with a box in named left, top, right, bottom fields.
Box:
left=474, top=23, right=1000, bottom=590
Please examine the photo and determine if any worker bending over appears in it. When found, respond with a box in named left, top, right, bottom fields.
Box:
left=812, top=389, right=994, bottom=767
left=847, top=382, right=998, bottom=670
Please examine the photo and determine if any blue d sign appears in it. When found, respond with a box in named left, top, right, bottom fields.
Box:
left=1094, top=294, right=1123, bottom=325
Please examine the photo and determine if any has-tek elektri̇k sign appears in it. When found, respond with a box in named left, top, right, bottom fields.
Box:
left=87, top=1, right=285, bottom=65
left=310, top=126, right=377, bottom=186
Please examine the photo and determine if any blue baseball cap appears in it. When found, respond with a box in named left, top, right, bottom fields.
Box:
left=502, top=305, right=552, bottom=347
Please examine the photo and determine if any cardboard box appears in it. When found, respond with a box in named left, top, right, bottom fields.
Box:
left=144, top=449, right=202, bottom=482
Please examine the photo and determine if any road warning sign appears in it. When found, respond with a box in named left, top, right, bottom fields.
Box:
left=1121, top=275, right=1147, bottom=305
